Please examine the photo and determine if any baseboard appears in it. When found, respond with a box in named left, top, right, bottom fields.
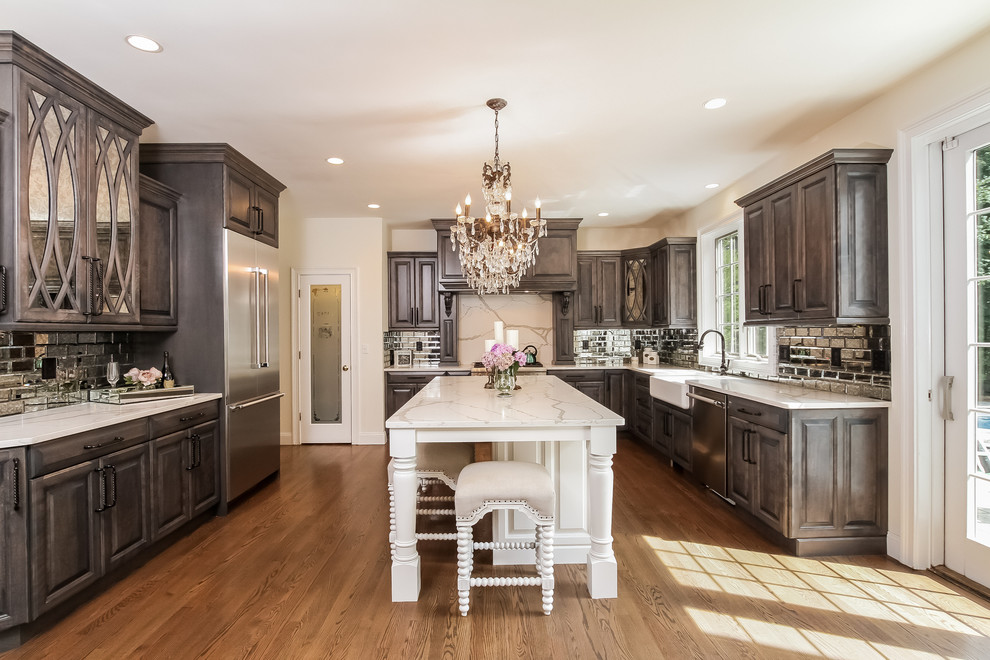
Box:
left=357, top=431, right=386, bottom=445
left=886, top=531, right=902, bottom=564
left=280, top=431, right=294, bottom=445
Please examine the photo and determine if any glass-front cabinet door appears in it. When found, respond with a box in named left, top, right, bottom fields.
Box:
left=91, top=114, right=139, bottom=322
left=18, top=73, right=90, bottom=322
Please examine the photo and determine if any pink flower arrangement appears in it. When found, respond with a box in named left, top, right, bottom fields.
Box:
left=125, top=366, right=162, bottom=387
left=482, top=343, right=527, bottom=373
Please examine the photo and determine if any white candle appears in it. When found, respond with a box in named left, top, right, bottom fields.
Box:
left=493, top=321, right=504, bottom=345
left=485, top=339, right=496, bottom=352
left=505, top=329, right=519, bottom=349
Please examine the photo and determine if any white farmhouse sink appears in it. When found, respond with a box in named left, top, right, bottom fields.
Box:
left=648, top=369, right=706, bottom=409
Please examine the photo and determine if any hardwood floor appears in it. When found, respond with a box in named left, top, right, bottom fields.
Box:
left=5, top=435, right=990, bottom=659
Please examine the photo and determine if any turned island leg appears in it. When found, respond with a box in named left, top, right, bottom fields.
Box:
left=390, top=429, right=421, bottom=601
left=587, top=426, right=617, bottom=599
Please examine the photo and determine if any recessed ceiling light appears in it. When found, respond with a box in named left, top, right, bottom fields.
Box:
left=367, top=203, right=381, bottom=209
left=327, top=157, right=344, bottom=165
left=703, top=98, right=727, bottom=110
left=705, top=183, right=720, bottom=189
left=597, top=212, right=609, bottom=217
left=125, top=35, right=163, bottom=53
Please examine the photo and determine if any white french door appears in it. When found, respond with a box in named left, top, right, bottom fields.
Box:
left=943, top=121, right=990, bottom=587
left=298, top=273, right=353, bottom=443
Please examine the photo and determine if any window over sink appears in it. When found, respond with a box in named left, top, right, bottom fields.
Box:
left=698, top=216, right=776, bottom=376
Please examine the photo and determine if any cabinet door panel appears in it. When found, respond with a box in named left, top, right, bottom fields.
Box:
left=575, top=256, right=597, bottom=327
left=29, top=461, right=101, bottom=615
left=190, top=422, right=220, bottom=517
left=225, top=169, right=255, bottom=237
left=386, top=384, right=417, bottom=420
left=151, top=431, right=189, bottom=539
left=654, top=247, right=669, bottom=326
left=668, top=243, right=697, bottom=327
left=388, top=256, right=415, bottom=329
left=17, top=72, right=89, bottom=322
left=415, top=257, right=439, bottom=328
left=790, top=415, right=839, bottom=535
left=795, top=168, right=835, bottom=319
left=768, top=185, right=798, bottom=320
left=101, top=443, right=151, bottom=571
left=651, top=399, right=670, bottom=455
left=255, top=186, right=279, bottom=248
left=743, top=202, right=768, bottom=321
left=842, top=413, right=886, bottom=534
left=598, top=256, right=623, bottom=327
left=137, top=176, right=179, bottom=325
left=726, top=420, right=754, bottom=509
left=0, top=450, right=29, bottom=630
left=574, top=381, right=606, bottom=406
left=752, top=427, right=787, bottom=533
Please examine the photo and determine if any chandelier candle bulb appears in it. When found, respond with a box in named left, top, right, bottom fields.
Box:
left=464, top=194, right=471, bottom=217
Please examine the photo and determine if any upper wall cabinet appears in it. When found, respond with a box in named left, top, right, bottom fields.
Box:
left=432, top=218, right=580, bottom=293
left=0, top=32, right=154, bottom=327
left=387, top=252, right=438, bottom=330
left=575, top=251, right=622, bottom=329
left=650, top=237, right=697, bottom=328
left=621, top=248, right=650, bottom=327
left=736, top=149, right=892, bottom=325
left=137, top=175, right=181, bottom=326
left=140, top=144, right=285, bottom=249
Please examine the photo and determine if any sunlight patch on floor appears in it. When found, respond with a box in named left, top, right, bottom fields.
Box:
left=644, top=535, right=990, bottom=638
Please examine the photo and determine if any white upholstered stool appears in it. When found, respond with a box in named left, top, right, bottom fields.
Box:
left=454, top=461, right=556, bottom=616
left=388, top=442, right=474, bottom=551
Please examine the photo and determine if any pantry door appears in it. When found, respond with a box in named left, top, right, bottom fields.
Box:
left=943, top=120, right=990, bottom=588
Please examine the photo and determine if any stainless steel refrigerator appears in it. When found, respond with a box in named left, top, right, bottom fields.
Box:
left=224, top=229, right=282, bottom=501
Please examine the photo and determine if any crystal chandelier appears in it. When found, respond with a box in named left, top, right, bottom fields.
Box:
left=451, top=98, right=547, bottom=295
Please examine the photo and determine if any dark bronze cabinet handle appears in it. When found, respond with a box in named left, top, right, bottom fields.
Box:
left=738, top=408, right=762, bottom=417
left=192, top=434, right=202, bottom=468
left=11, top=457, right=19, bottom=510
left=108, top=465, right=117, bottom=508
left=258, top=207, right=265, bottom=235
left=179, top=412, right=206, bottom=423
left=250, top=205, right=263, bottom=234
left=0, top=265, right=6, bottom=314
left=95, top=467, right=107, bottom=512
left=84, top=436, right=126, bottom=450
left=186, top=436, right=196, bottom=471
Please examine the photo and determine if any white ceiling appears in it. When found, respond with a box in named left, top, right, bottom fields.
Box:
left=6, top=1, right=990, bottom=230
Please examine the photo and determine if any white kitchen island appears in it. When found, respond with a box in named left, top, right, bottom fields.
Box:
left=385, top=374, right=624, bottom=602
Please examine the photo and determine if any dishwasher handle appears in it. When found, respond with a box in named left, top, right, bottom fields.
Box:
left=687, top=391, right=726, bottom=409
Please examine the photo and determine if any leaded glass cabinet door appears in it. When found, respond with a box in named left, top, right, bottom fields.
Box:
left=91, top=114, right=139, bottom=322
left=17, top=73, right=89, bottom=322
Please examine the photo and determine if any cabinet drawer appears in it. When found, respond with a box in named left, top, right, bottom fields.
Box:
left=28, top=419, right=149, bottom=478
left=386, top=372, right=439, bottom=386
left=727, top=398, right=788, bottom=433
left=149, top=401, right=220, bottom=438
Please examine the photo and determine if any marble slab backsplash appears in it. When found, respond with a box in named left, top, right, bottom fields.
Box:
left=0, top=331, right=133, bottom=417
left=458, top=293, right=553, bottom=364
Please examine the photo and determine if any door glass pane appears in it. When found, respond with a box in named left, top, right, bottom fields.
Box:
left=973, top=475, right=990, bottom=545
left=977, top=214, right=990, bottom=277
left=310, top=285, right=342, bottom=424
left=970, top=144, right=990, bottom=550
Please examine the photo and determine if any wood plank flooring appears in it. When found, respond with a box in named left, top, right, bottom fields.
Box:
left=5, top=435, right=990, bottom=659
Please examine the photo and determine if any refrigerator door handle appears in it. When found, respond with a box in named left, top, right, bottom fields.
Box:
left=229, top=392, right=285, bottom=411
left=251, top=268, right=261, bottom=369
left=261, top=268, right=270, bottom=368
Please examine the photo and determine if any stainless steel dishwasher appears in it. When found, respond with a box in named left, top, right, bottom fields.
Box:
left=688, top=386, right=728, bottom=499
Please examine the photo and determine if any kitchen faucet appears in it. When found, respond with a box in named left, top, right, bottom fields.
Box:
left=698, top=329, right=730, bottom=376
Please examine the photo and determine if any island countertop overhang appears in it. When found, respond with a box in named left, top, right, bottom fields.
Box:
left=385, top=375, right=624, bottom=429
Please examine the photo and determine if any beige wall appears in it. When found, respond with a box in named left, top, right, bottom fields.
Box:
left=657, top=29, right=990, bottom=564
left=279, top=217, right=387, bottom=445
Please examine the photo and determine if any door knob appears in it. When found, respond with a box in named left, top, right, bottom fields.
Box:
left=342, top=365, right=350, bottom=371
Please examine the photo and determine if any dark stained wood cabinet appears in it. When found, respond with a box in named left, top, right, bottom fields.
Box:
left=137, top=175, right=180, bottom=326
left=432, top=219, right=580, bottom=292
left=0, top=400, right=220, bottom=645
left=385, top=371, right=471, bottom=421
left=649, top=237, right=696, bottom=328
left=552, top=292, right=576, bottom=365
left=736, top=149, right=892, bottom=325
left=653, top=400, right=691, bottom=467
left=575, top=252, right=622, bottom=329
left=546, top=369, right=626, bottom=414
left=726, top=397, right=887, bottom=555
left=388, top=253, right=438, bottom=330
left=225, top=166, right=280, bottom=248
left=0, top=449, right=28, bottom=634
left=0, top=33, right=154, bottom=328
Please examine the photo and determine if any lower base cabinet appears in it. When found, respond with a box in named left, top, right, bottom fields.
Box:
left=727, top=417, right=787, bottom=534
left=1, top=399, right=220, bottom=648
left=653, top=399, right=691, bottom=467
left=385, top=370, right=471, bottom=420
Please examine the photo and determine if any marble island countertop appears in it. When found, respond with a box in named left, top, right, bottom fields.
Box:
left=0, top=392, right=223, bottom=448
left=385, top=375, right=624, bottom=429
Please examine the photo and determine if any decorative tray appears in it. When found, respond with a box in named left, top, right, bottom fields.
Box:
left=89, top=385, right=196, bottom=404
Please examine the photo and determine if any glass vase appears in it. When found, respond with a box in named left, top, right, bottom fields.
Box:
left=494, top=369, right=516, bottom=396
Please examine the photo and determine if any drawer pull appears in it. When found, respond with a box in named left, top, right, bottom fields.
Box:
left=737, top=408, right=762, bottom=417
left=179, top=412, right=206, bottom=422
left=83, top=435, right=127, bottom=450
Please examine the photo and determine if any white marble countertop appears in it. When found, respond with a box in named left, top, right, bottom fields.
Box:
left=384, top=363, right=686, bottom=375
left=0, top=393, right=223, bottom=448
left=385, top=375, right=624, bottom=429
left=685, top=376, right=890, bottom=409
